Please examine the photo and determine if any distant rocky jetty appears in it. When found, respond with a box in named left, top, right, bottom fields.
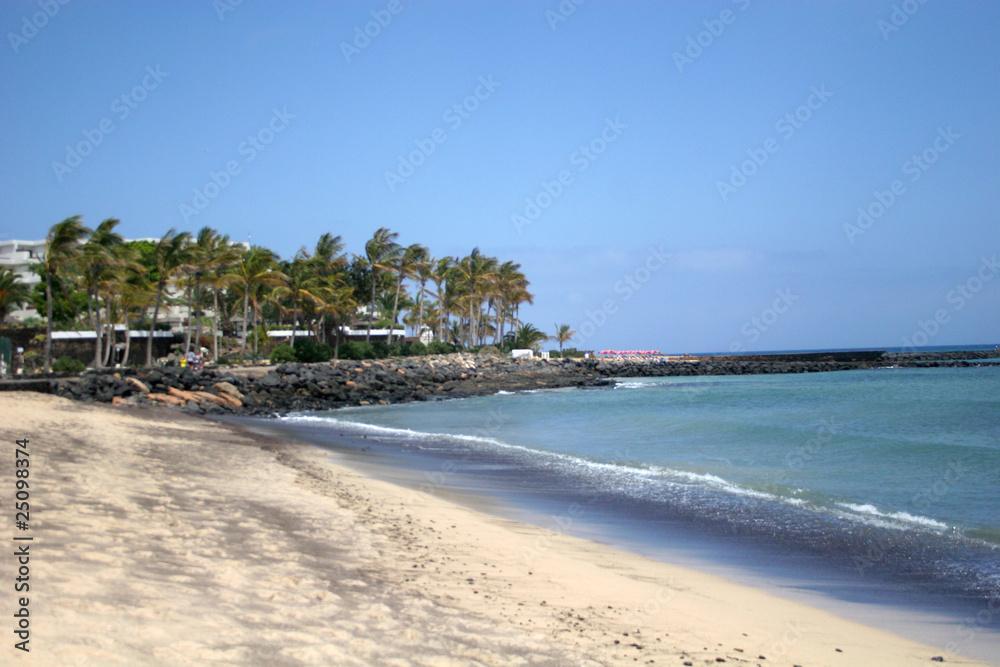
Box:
left=7, top=348, right=995, bottom=416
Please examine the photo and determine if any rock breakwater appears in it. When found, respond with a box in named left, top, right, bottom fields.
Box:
left=35, top=349, right=1000, bottom=416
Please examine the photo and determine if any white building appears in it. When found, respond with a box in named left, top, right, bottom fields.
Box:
left=0, top=239, right=45, bottom=321
left=0, top=237, right=227, bottom=330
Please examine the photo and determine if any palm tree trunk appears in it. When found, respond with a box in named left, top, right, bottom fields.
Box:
left=331, top=316, right=341, bottom=360
left=193, top=276, right=203, bottom=357
left=291, top=298, right=299, bottom=349
left=146, top=282, right=165, bottom=368
left=89, top=288, right=103, bottom=369
left=252, top=305, right=259, bottom=361
left=367, top=274, right=377, bottom=344
left=388, top=274, right=402, bottom=345
left=183, top=284, right=193, bottom=355
left=239, top=288, right=249, bottom=357
left=212, top=291, right=220, bottom=362
left=123, top=317, right=132, bottom=368
left=44, top=272, right=54, bottom=373
left=103, top=320, right=115, bottom=368
left=416, top=281, right=426, bottom=341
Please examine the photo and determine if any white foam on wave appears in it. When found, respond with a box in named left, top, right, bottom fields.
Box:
left=282, top=413, right=951, bottom=536
left=665, top=469, right=780, bottom=501
left=887, top=511, right=949, bottom=530
left=280, top=413, right=509, bottom=450
left=836, top=502, right=949, bottom=531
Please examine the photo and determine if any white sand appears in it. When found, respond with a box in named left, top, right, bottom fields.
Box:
left=0, top=392, right=988, bottom=666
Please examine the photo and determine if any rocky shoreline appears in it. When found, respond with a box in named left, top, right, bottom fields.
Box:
left=8, top=348, right=995, bottom=416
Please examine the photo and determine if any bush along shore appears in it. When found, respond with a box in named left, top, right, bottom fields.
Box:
left=28, top=348, right=999, bottom=417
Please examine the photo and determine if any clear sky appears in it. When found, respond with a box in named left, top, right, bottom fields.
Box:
left=2, top=1, right=998, bottom=353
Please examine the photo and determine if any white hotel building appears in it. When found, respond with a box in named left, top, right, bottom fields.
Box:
left=0, top=237, right=187, bottom=328
left=0, top=238, right=45, bottom=322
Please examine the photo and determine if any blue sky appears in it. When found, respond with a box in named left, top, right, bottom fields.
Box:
left=2, top=1, right=998, bottom=353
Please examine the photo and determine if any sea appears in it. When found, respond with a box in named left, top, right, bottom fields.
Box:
left=248, top=345, right=1000, bottom=663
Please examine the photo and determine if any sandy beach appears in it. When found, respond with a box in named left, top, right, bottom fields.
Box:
left=1, top=391, right=989, bottom=666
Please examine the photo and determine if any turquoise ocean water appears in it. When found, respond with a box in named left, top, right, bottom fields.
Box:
left=268, top=356, right=1000, bottom=659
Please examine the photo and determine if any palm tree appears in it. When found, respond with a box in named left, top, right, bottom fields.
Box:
left=274, top=251, right=326, bottom=348
left=553, top=323, right=575, bottom=354
left=115, top=263, right=155, bottom=367
left=316, top=282, right=356, bottom=359
left=224, top=246, right=286, bottom=358
left=429, top=257, right=453, bottom=342
left=97, top=242, right=144, bottom=368
left=77, top=218, right=125, bottom=369
left=360, top=227, right=401, bottom=343
left=412, top=252, right=435, bottom=341
left=452, top=248, right=498, bottom=347
left=146, top=229, right=192, bottom=367
left=39, top=216, right=90, bottom=373
left=185, top=227, right=239, bottom=357
left=511, top=323, right=549, bottom=351
left=387, top=243, right=427, bottom=345
left=201, top=237, right=242, bottom=362
left=0, top=268, right=31, bottom=324
left=308, top=233, right=347, bottom=344
left=494, top=261, right=532, bottom=345
left=313, top=233, right=347, bottom=274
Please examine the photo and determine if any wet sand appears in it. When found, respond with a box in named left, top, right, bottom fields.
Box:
left=1, top=392, right=988, bottom=666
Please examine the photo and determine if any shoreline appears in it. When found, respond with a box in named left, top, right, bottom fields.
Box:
left=245, top=405, right=1000, bottom=664
left=3, top=391, right=993, bottom=665
left=11, top=347, right=997, bottom=418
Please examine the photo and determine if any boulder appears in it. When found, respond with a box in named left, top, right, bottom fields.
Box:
left=146, top=393, right=186, bottom=407
left=125, top=377, right=150, bottom=394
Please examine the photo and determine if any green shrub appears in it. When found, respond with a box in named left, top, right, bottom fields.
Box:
left=269, top=344, right=296, bottom=364
left=371, top=340, right=390, bottom=358
left=477, top=345, right=502, bottom=357
left=426, top=341, right=453, bottom=355
left=550, top=347, right=585, bottom=359
left=52, top=356, right=86, bottom=373
left=337, top=341, right=374, bottom=360
left=408, top=341, right=427, bottom=356
left=292, top=340, right=332, bottom=363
